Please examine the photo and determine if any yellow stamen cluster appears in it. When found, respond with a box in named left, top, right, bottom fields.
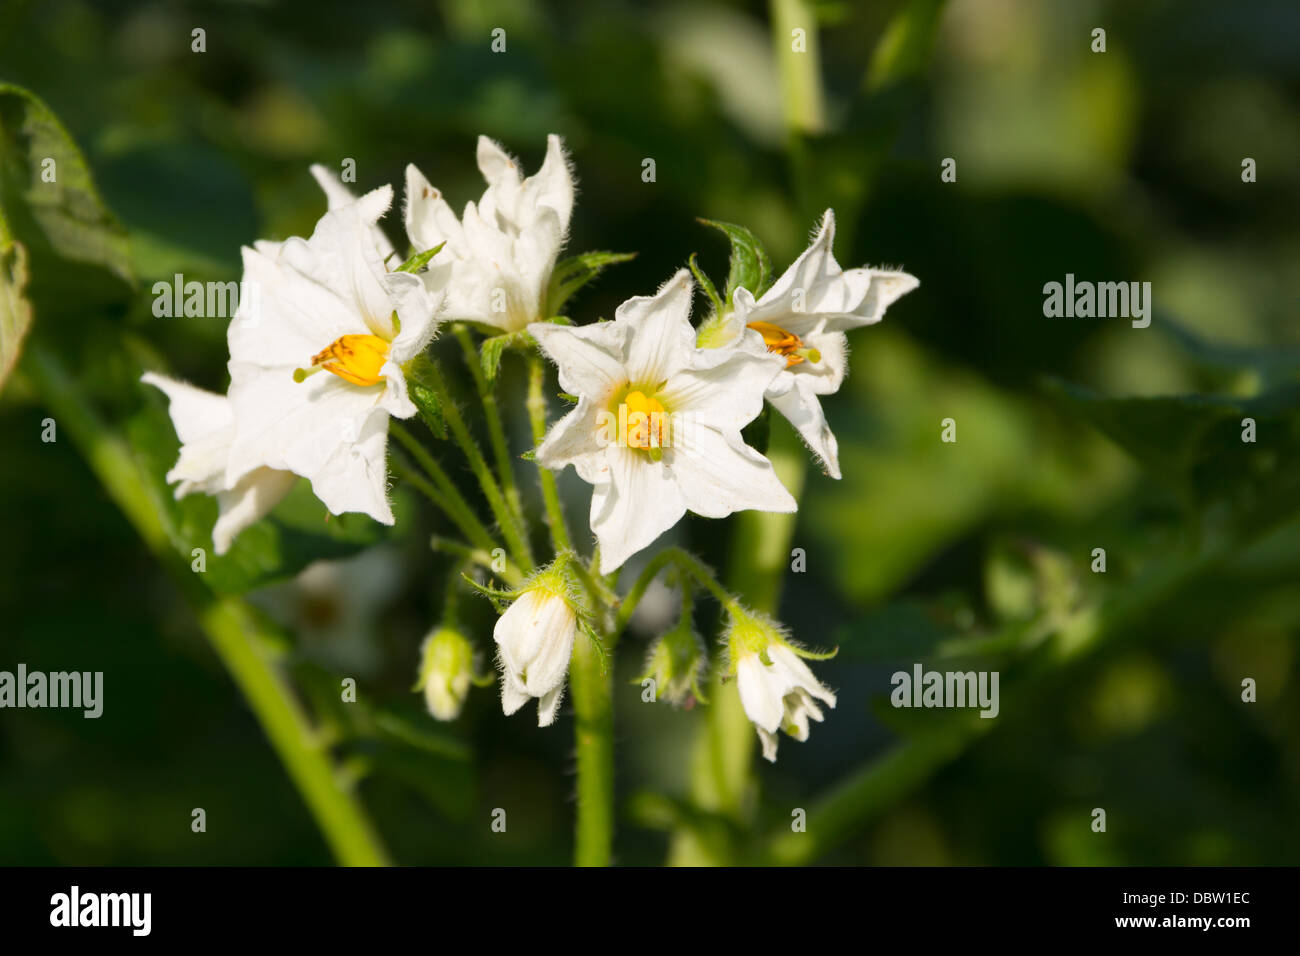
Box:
left=747, top=321, right=821, bottom=368
left=624, top=389, right=667, bottom=452
left=298, top=334, right=391, bottom=387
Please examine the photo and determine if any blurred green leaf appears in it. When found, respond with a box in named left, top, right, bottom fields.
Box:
left=0, top=238, right=32, bottom=392
left=0, top=83, right=132, bottom=282
left=1044, top=377, right=1300, bottom=512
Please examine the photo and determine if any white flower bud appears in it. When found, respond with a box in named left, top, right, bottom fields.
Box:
left=494, top=577, right=579, bottom=727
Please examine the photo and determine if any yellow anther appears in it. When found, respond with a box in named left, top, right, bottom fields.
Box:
left=747, top=320, right=819, bottom=368
left=308, top=334, right=391, bottom=387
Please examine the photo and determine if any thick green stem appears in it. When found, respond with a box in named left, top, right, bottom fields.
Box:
left=771, top=0, right=826, bottom=135
left=570, top=625, right=614, bottom=866
left=28, top=346, right=389, bottom=866
left=424, top=361, right=535, bottom=571
left=527, top=354, right=573, bottom=554
left=453, top=325, right=526, bottom=531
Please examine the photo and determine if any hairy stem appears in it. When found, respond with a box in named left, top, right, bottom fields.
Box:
left=454, top=325, right=526, bottom=532
left=424, top=361, right=535, bottom=571
left=570, top=624, right=614, bottom=866
left=527, top=354, right=573, bottom=554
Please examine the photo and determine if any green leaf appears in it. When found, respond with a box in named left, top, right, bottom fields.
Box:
left=0, top=83, right=133, bottom=282
left=546, top=250, right=636, bottom=316
left=697, top=218, right=771, bottom=299
left=0, top=237, right=32, bottom=391
left=395, top=242, right=446, bottom=273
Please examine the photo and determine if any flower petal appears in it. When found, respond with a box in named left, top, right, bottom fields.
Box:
left=617, top=269, right=695, bottom=386
left=670, top=423, right=796, bottom=519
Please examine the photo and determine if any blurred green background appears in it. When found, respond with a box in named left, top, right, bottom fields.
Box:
left=2, top=0, right=1299, bottom=865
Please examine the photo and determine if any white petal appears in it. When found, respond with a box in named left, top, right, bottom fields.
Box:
left=736, top=653, right=783, bottom=733
left=384, top=270, right=442, bottom=364
left=526, top=134, right=574, bottom=231
left=287, top=186, right=398, bottom=340
left=758, top=725, right=780, bottom=762
left=227, top=366, right=394, bottom=523
left=403, top=164, right=466, bottom=256
left=212, top=467, right=297, bottom=554
left=767, top=378, right=841, bottom=479
left=743, top=209, right=918, bottom=331
left=141, top=372, right=232, bottom=447
left=534, top=395, right=608, bottom=483
left=500, top=669, right=530, bottom=716
left=670, top=423, right=796, bottom=519
left=591, top=445, right=686, bottom=574
left=529, top=320, right=628, bottom=399
left=521, top=598, right=576, bottom=697
left=309, top=163, right=396, bottom=263
left=769, top=644, right=836, bottom=708
left=537, top=683, right=565, bottom=727
left=616, top=269, right=695, bottom=385
left=476, top=135, right=522, bottom=193
left=660, top=347, right=782, bottom=433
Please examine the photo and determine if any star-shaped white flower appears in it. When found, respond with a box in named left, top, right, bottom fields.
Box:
left=225, top=185, right=444, bottom=525
left=704, top=209, right=918, bottom=478
left=404, top=134, right=573, bottom=333
left=141, top=372, right=297, bottom=554
left=529, top=269, right=796, bottom=574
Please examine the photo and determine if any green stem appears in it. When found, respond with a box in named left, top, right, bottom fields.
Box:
left=668, top=428, right=807, bottom=866
left=453, top=325, right=526, bottom=532
left=771, top=0, right=826, bottom=135
left=389, top=423, right=502, bottom=559
left=28, top=346, right=389, bottom=866
left=570, top=622, right=614, bottom=866
left=424, top=361, right=535, bottom=571
left=527, top=354, right=573, bottom=554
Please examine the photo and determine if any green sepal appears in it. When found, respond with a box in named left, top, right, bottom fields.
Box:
left=396, top=242, right=446, bottom=273
left=689, top=251, right=724, bottom=317
left=404, top=357, right=448, bottom=439
left=697, top=218, right=772, bottom=299
left=546, top=250, right=636, bottom=316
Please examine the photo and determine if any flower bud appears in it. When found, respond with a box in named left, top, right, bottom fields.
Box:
left=637, top=625, right=706, bottom=705
left=416, top=626, right=475, bottom=721
left=494, top=573, right=579, bottom=727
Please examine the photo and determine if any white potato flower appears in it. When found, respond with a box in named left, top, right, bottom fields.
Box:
left=529, top=269, right=796, bottom=574
left=141, top=372, right=297, bottom=554
left=700, top=209, right=918, bottom=478
left=404, top=134, right=574, bottom=333
left=727, top=610, right=837, bottom=762
left=225, top=184, right=445, bottom=526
